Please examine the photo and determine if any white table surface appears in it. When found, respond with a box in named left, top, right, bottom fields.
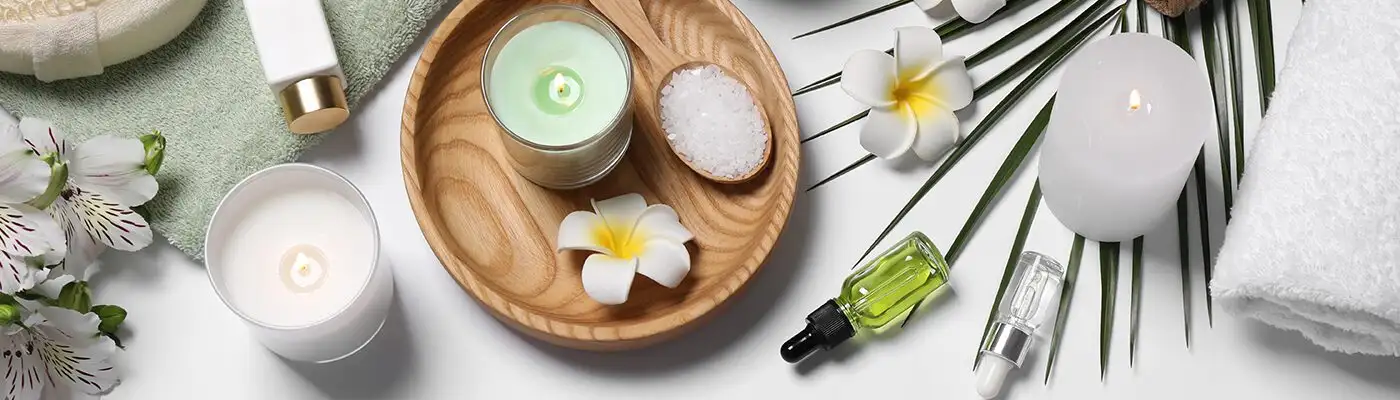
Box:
left=98, top=1, right=1400, bottom=399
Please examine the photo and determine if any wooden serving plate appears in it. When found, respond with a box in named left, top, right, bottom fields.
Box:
left=400, top=0, right=799, bottom=350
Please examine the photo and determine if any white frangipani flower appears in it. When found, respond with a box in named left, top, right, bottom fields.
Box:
left=556, top=193, right=694, bottom=305
left=0, top=122, right=65, bottom=294
left=19, top=118, right=155, bottom=275
left=1, top=306, right=119, bottom=400
left=842, top=27, right=975, bottom=161
left=913, top=0, right=1006, bottom=23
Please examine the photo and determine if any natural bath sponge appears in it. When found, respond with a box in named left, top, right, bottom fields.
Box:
left=1145, top=0, right=1203, bottom=17
left=0, top=0, right=207, bottom=81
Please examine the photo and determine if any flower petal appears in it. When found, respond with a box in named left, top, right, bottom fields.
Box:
left=33, top=274, right=73, bottom=300
left=0, top=253, right=39, bottom=294
left=17, top=118, right=68, bottom=158
left=580, top=254, right=637, bottom=305
left=636, top=240, right=691, bottom=288
left=2, top=333, right=45, bottom=400
left=70, top=136, right=158, bottom=206
left=894, top=27, right=945, bottom=83
left=912, top=57, right=975, bottom=111
left=952, top=0, right=1006, bottom=23
left=911, top=108, right=961, bottom=161
left=35, top=308, right=118, bottom=395
left=591, top=193, right=648, bottom=245
left=0, top=203, right=64, bottom=258
left=61, top=188, right=150, bottom=252
left=0, top=124, right=49, bottom=204
left=860, top=106, right=918, bottom=159
left=556, top=211, right=612, bottom=255
left=841, top=50, right=898, bottom=109
left=634, top=205, right=694, bottom=244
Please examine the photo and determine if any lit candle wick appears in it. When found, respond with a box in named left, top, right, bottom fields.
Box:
left=1128, top=89, right=1143, bottom=112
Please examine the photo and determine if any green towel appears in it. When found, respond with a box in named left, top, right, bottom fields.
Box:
left=0, top=0, right=447, bottom=259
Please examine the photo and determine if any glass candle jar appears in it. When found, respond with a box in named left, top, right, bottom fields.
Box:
left=205, top=164, right=394, bottom=363
left=482, top=5, right=634, bottom=189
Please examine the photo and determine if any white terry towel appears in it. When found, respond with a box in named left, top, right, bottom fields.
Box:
left=1212, top=0, right=1400, bottom=356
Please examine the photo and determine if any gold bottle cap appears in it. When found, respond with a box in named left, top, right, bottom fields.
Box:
left=278, top=75, right=350, bottom=134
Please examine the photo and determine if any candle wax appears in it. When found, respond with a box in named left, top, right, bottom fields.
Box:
left=488, top=21, right=628, bottom=146
left=218, top=187, right=374, bottom=327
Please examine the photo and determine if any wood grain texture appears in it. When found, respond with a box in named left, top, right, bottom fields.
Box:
left=400, top=0, right=800, bottom=351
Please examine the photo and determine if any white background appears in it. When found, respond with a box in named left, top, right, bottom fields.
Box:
left=96, top=0, right=1400, bottom=399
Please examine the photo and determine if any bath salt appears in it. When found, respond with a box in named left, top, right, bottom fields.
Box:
left=659, top=65, right=767, bottom=179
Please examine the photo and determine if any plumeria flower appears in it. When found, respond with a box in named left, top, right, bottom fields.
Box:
left=842, top=27, right=974, bottom=161
left=0, top=122, right=66, bottom=294
left=913, top=0, right=1006, bottom=23
left=1, top=305, right=119, bottom=399
left=556, top=193, right=694, bottom=305
left=19, top=118, right=156, bottom=275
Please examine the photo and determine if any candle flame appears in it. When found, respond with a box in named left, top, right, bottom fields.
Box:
left=1128, top=89, right=1142, bottom=112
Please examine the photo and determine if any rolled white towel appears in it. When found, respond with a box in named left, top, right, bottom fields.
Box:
left=1212, top=0, right=1400, bottom=356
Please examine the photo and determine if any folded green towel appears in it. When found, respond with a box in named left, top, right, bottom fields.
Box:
left=0, top=0, right=447, bottom=258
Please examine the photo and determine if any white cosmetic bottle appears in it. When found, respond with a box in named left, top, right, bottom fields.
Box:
left=244, top=0, right=350, bottom=134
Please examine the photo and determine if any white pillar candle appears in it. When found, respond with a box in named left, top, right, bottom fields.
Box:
left=206, top=163, right=393, bottom=363
left=1039, top=33, right=1213, bottom=242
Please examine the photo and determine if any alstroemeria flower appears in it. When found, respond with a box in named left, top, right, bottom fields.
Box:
left=1, top=306, right=119, bottom=399
left=19, top=118, right=155, bottom=275
left=556, top=193, right=694, bottom=305
left=842, top=27, right=974, bottom=161
left=0, top=122, right=65, bottom=293
left=913, top=0, right=1006, bottom=23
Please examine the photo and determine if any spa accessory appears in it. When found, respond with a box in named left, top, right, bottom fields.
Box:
left=483, top=5, right=633, bottom=190
left=402, top=0, right=798, bottom=351
left=781, top=232, right=949, bottom=363
left=557, top=193, right=694, bottom=305
left=912, top=0, right=1005, bottom=23
left=1213, top=0, right=1400, bottom=356
left=589, top=0, right=773, bottom=184
left=975, top=252, right=1065, bottom=399
left=1039, top=33, right=1212, bottom=242
left=244, top=0, right=350, bottom=134
left=206, top=163, right=393, bottom=363
left=660, top=65, right=768, bottom=180
left=840, top=26, right=974, bottom=162
left=0, top=0, right=206, bottom=82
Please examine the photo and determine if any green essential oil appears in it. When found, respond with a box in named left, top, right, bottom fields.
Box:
left=781, top=232, right=951, bottom=363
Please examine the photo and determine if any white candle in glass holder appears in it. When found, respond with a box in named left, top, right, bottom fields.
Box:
left=1039, top=33, right=1213, bottom=242
left=206, top=163, right=393, bottom=363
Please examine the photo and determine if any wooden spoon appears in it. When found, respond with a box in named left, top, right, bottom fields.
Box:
left=589, top=0, right=772, bottom=184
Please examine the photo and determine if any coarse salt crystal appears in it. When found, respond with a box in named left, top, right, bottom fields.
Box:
left=659, top=65, right=767, bottom=180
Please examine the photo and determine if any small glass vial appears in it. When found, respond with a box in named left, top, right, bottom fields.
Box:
left=781, top=232, right=950, bottom=363
left=976, top=251, right=1066, bottom=398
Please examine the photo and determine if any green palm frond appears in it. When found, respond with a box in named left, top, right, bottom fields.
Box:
left=1225, top=0, right=1248, bottom=180
left=946, top=99, right=1054, bottom=263
left=1247, top=0, right=1277, bottom=110
left=971, top=181, right=1042, bottom=365
left=1192, top=153, right=1215, bottom=324
left=1129, top=236, right=1143, bottom=366
left=1199, top=1, right=1235, bottom=222
left=1135, top=0, right=1147, bottom=32
left=1177, top=187, right=1193, bottom=348
left=792, top=0, right=913, bottom=40
left=1044, top=234, right=1086, bottom=384
left=1099, top=241, right=1120, bottom=380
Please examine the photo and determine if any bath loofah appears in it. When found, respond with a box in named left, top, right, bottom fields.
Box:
left=1145, top=0, right=1204, bottom=17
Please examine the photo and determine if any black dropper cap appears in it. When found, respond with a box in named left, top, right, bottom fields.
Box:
left=781, top=300, right=855, bottom=363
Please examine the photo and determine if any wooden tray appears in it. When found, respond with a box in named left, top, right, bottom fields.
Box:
left=400, top=0, right=800, bottom=350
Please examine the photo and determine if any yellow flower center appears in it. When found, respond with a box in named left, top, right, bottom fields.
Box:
left=592, top=221, right=648, bottom=259
left=891, top=75, right=942, bottom=120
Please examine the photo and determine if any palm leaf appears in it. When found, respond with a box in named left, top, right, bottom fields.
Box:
left=946, top=99, right=1055, bottom=263
left=801, top=110, right=869, bottom=143
left=1044, top=234, right=1086, bottom=384
left=964, top=0, right=1092, bottom=68
left=1099, top=241, right=1120, bottom=380
left=835, top=6, right=1124, bottom=263
left=1198, top=1, right=1235, bottom=221
left=808, top=2, right=1120, bottom=191
left=791, top=0, right=1040, bottom=95
left=1176, top=187, right=1193, bottom=348
left=1129, top=236, right=1144, bottom=366
left=1247, top=0, right=1277, bottom=110
left=1192, top=152, right=1215, bottom=324
left=1165, top=12, right=1201, bottom=347
left=971, top=181, right=1042, bottom=365
left=806, top=154, right=876, bottom=192
left=1224, top=0, right=1248, bottom=181
left=792, top=0, right=913, bottom=40
left=1135, top=0, right=1148, bottom=33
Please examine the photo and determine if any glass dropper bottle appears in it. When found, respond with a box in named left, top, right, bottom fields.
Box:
left=975, top=251, right=1066, bottom=398
left=781, top=231, right=950, bottom=363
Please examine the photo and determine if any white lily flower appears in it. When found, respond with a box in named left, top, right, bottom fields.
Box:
left=556, top=193, right=694, bottom=305
left=842, top=27, right=975, bottom=161
left=18, top=118, right=155, bottom=275
left=1, top=306, right=119, bottom=399
left=913, top=0, right=1006, bottom=23
left=0, top=122, right=66, bottom=293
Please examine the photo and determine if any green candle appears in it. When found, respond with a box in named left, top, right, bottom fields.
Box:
left=487, top=21, right=629, bottom=146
